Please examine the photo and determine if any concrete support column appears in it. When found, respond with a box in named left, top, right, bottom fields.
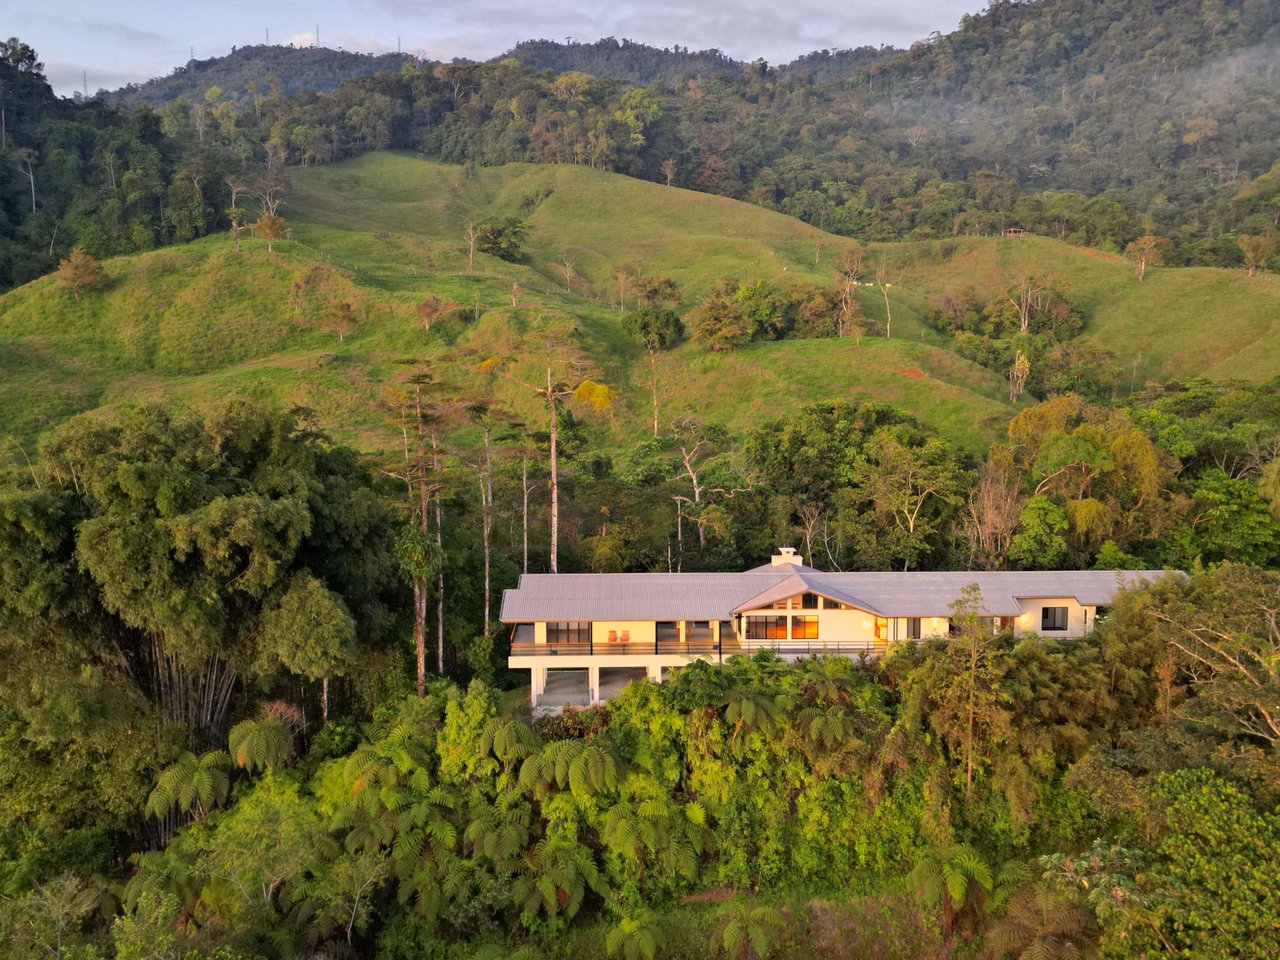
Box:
left=646, top=664, right=662, bottom=684
left=588, top=665, right=600, bottom=705
left=531, top=666, right=548, bottom=707
left=678, top=620, right=686, bottom=644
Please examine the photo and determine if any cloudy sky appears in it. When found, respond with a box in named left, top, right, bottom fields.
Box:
left=16, top=0, right=984, bottom=95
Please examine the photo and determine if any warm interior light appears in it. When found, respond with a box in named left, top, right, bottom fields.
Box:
left=862, top=619, right=872, bottom=630
left=1019, top=613, right=1030, bottom=624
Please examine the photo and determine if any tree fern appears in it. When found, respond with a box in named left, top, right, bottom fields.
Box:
left=716, top=899, right=784, bottom=959
left=146, top=750, right=232, bottom=820
left=228, top=716, right=294, bottom=772
left=908, top=843, right=997, bottom=950
left=606, top=909, right=663, bottom=960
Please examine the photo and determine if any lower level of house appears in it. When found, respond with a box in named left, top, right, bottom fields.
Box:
left=501, top=551, right=1165, bottom=709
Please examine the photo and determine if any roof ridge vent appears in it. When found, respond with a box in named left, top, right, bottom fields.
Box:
left=771, top=547, right=804, bottom=566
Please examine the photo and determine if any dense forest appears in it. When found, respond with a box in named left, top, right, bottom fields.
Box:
left=3, top=1, right=1280, bottom=955
left=5, top=0, right=1280, bottom=291
left=1, top=372, right=1278, bottom=956
left=106, top=47, right=416, bottom=110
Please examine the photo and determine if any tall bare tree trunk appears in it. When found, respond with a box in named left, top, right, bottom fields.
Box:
left=431, top=432, right=445, bottom=673
left=521, top=456, right=530, bottom=574
left=547, top=367, right=560, bottom=573
left=649, top=350, right=660, bottom=438
left=966, top=632, right=978, bottom=800
left=413, top=389, right=430, bottom=695
left=674, top=498, right=684, bottom=572
left=483, top=428, right=493, bottom=631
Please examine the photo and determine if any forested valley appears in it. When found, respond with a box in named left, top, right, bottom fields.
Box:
left=2, top=0, right=1280, bottom=956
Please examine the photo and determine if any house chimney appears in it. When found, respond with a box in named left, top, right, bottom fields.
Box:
left=771, top=547, right=803, bottom=566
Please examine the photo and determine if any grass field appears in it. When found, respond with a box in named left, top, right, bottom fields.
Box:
left=879, top=235, right=1280, bottom=385
left=1, top=152, right=1276, bottom=465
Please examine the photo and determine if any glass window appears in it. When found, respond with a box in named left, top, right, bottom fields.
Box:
left=547, top=621, right=590, bottom=644
left=746, top=615, right=787, bottom=640
left=1041, top=606, right=1068, bottom=631
left=823, top=598, right=847, bottom=610
left=906, top=618, right=922, bottom=640
left=791, top=615, right=818, bottom=639
left=801, top=592, right=819, bottom=609
left=718, top=620, right=736, bottom=641
left=686, top=621, right=713, bottom=642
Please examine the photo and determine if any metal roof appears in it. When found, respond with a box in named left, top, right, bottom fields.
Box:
left=499, top=566, right=1170, bottom=622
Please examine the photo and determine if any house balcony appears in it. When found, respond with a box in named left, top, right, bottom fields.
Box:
left=509, top=638, right=882, bottom=659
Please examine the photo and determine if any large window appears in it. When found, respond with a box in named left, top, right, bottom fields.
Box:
left=687, top=621, right=713, bottom=642
left=745, top=615, right=788, bottom=640
left=906, top=618, right=922, bottom=640
left=801, top=592, right=819, bottom=609
left=791, top=615, right=818, bottom=640
left=547, top=621, right=591, bottom=644
left=1041, top=606, right=1068, bottom=631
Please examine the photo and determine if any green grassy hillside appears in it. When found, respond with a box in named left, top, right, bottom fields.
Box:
left=882, top=236, right=1280, bottom=385
left=2, top=153, right=1276, bottom=466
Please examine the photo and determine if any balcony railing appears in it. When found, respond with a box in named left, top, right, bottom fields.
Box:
left=510, top=638, right=885, bottom=658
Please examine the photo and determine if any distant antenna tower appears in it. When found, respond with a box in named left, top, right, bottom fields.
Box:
left=82, top=70, right=88, bottom=97
left=266, top=28, right=270, bottom=44
left=190, top=46, right=194, bottom=60
left=315, top=24, right=320, bottom=46
left=397, top=35, right=401, bottom=53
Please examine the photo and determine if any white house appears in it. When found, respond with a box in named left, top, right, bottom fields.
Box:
left=500, top=549, right=1164, bottom=708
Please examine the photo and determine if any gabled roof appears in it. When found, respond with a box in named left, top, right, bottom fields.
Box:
left=729, top=571, right=886, bottom=616
left=743, top=560, right=822, bottom=574
left=499, top=566, right=1170, bottom=623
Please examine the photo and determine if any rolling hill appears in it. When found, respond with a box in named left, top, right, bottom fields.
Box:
left=1, top=153, right=1276, bottom=470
